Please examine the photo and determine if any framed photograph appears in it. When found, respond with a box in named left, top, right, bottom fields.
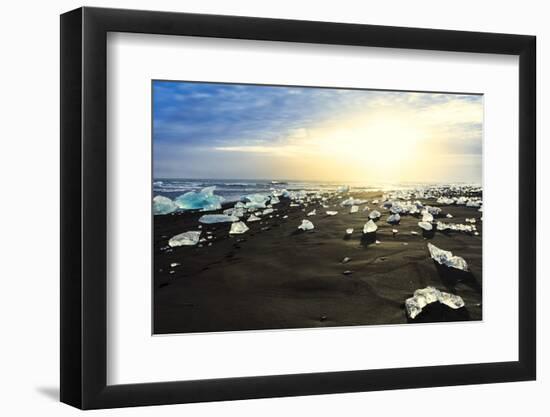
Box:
left=60, top=7, right=536, bottom=409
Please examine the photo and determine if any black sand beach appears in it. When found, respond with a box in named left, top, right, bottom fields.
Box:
left=153, top=191, right=482, bottom=334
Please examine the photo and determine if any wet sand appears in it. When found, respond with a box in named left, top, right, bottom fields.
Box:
left=153, top=191, right=482, bottom=334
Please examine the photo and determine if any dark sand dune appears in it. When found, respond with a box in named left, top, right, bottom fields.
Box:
left=153, top=191, right=482, bottom=334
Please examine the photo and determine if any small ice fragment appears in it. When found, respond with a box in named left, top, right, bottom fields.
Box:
left=341, top=257, right=351, bottom=263
left=427, top=243, right=469, bottom=271
left=283, top=215, right=288, bottom=219
left=326, top=211, right=338, bottom=216
left=363, top=220, right=378, bottom=234
left=446, top=213, right=453, bottom=218
left=307, top=209, right=317, bottom=216
left=411, top=231, right=419, bottom=236
left=342, top=270, right=353, bottom=275
left=405, top=286, right=465, bottom=319
left=170, top=262, right=180, bottom=267
left=369, top=210, right=381, bottom=220
left=418, top=221, right=433, bottom=231
left=248, top=214, right=261, bottom=222
left=375, top=240, right=381, bottom=244
left=387, top=213, right=401, bottom=224
left=229, top=221, right=249, bottom=235
left=425, top=206, right=442, bottom=216
left=168, top=231, right=201, bottom=247
left=421, top=211, right=434, bottom=222
left=350, top=205, right=359, bottom=214
left=346, top=228, right=354, bottom=235
left=223, top=207, right=244, bottom=217
left=198, top=214, right=239, bottom=224
left=298, top=219, right=314, bottom=231
left=262, top=208, right=274, bottom=215
left=465, top=218, right=476, bottom=223
left=474, top=232, right=479, bottom=236
left=435, top=221, right=474, bottom=233
left=392, top=229, right=398, bottom=234
left=153, top=195, right=178, bottom=215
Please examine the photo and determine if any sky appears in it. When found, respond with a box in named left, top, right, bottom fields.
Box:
left=153, top=81, right=483, bottom=183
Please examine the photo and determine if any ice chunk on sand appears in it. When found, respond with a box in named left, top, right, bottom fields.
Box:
left=262, top=208, right=274, bottom=215
left=446, top=213, right=453, bottom=218
left=435, top=222, right=474, bottom=233
left=418, top=221, right=433, bottom=231
left=346, top=228, right=354, bottom=235
left=247, top=214, right=261, bottom=222
left=298, top=219, right=314, bottom=231
left=229, top=221, right=249, bottom=234
left=437, top=197, right=455, bottom=205
left=369, top=210, right=381, bottom=220
left=326, top=211, right=338, bottom=216
left=411, top=231, right=419, bottom=236
left=424, top=206, right=442, bottom=216
left=387, top=213, right=401, bottom=224
left=405, top=286, right=465, bottom=319
left=363, top=220, right=378, bottom=234
left=392, top=229, right=398, bottom=234
left=243, top=193, right=270, bottom=209
left=174, top=186, right=224, bottom=211
left=198, top=214, right=239, bottom=224
left=341, top=197, right=367, bottom=206
left=337, top=185, right=349, bottom=193
left=307, top=209, right=316, bottom=216
left=350, top=205, right=359, bottom=214
left=427, top=243, right=469, bottom=271
left=421, top=211, right=434, bottom=222
left=168, top=231, right=201, bottom=247
left=153, top=195, right=178, bottom=215
left=223, top=207, right=245, bottom=218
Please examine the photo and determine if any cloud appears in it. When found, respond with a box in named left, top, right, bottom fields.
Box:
left=153, top=81, right=483, bottom=182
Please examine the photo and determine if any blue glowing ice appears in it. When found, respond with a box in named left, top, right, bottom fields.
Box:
left=153, top=195, right=178, bottom=215
left=174, top=186, right=224, bottom=211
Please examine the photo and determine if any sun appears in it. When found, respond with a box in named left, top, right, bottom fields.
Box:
left=305, top=110, right=428, bottom=179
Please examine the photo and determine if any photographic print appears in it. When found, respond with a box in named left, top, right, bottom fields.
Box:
left=152, top=81, right=483, bottom=334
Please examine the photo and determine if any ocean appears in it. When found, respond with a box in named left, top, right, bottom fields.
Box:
left=152, top=178, right=461, bottom=204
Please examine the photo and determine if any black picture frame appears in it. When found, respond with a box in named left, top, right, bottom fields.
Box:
left=60, top=6, right=536, bottom=410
